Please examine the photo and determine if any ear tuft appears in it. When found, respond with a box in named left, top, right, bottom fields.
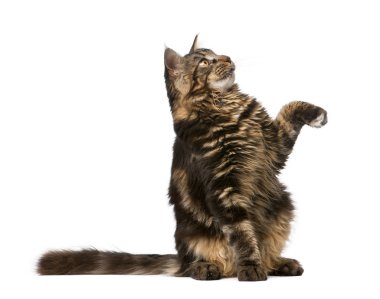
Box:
left=164, top=48, right=182, bottom=76
left=189, top=34, right=199, bottom=54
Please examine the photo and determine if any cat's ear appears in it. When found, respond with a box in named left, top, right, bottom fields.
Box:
left=189, top=34, right=199, bottom=54
left=164, top=48, right=182, bottom=76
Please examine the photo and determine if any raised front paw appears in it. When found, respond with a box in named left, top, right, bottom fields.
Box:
left=237, top=263, right=267, bottom=281
left=301, top=105, right=328, bottom=128
left=308, top=107, right=328, bottom=128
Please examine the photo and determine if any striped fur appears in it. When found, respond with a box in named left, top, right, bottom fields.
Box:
left=38, top=250, right=179, bottom=275
left=37, top=37, right=327, bottom=280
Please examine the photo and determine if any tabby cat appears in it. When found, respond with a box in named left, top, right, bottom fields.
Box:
left=38, top=36, right=327, bottom=281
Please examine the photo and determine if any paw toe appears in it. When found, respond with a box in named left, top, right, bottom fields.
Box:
left=238, top=265, right=267, bottom=282
left=190, top=263, right=221, bottom=281
left=271, top=259, right=304, bottom=276
left=309, top=110, right=328, bottom=128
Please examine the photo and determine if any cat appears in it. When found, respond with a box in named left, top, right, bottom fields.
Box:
left=38, top=36, right=327, bottom=281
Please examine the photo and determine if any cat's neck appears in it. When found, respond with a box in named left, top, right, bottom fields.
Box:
left=208, top=84, right=251, bottom=110
left=208, top=84, right=241, bottom=99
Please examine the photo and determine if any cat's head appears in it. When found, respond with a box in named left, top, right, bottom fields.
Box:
left=164, top=36, right=236, bottom=108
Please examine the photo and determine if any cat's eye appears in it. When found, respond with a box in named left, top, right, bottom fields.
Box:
left=199, top=59, right=209, bottom=67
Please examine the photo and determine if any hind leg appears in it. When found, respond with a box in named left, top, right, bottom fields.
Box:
left=270, top=258, right=304, bottom=276
left=188, top=262, right=222, bottom=280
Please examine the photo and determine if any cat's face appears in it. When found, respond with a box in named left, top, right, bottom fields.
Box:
left=164, top=36, right=236, bottom=100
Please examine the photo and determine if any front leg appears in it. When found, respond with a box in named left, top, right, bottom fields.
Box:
left=223, top=220, right=267, bottom=281
left=207, top=188, right=267, bottom=281
left=275, top=101, right=328, bottom=158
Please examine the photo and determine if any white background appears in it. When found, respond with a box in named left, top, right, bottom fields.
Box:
left=1, top=0, right=379, bottom=298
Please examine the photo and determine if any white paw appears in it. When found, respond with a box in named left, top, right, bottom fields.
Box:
left=309, top=111, right=328, bottom=128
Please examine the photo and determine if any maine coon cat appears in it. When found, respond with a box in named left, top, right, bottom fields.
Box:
left=38, top=36, right=327, bottom=281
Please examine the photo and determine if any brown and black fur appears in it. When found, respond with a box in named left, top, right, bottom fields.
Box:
left=38, top=36, right=327, bottom=281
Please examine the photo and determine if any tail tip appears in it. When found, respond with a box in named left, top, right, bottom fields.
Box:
left=37, top=251, right=61, bottom=275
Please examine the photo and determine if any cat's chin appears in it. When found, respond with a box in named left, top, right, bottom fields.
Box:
left=209, top=73, right=235, bottom=92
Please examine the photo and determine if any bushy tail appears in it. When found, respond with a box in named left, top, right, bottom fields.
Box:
left=37, top=249, right=180, bottom=275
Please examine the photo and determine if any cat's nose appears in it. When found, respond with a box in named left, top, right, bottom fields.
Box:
left=218, top=55, right=231, bottom=64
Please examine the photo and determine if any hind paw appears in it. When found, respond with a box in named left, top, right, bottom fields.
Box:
left=271, top=258, right=304, bottom=276
left=189, top=262, right=221, bottom=280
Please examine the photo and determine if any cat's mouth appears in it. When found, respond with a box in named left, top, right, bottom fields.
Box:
left=220, top=68, right=235, bottom=80
left=209, top=71, right=235, bottom=91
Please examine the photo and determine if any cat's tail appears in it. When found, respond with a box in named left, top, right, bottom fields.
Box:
left=37, top=249, right=180, bottom=276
